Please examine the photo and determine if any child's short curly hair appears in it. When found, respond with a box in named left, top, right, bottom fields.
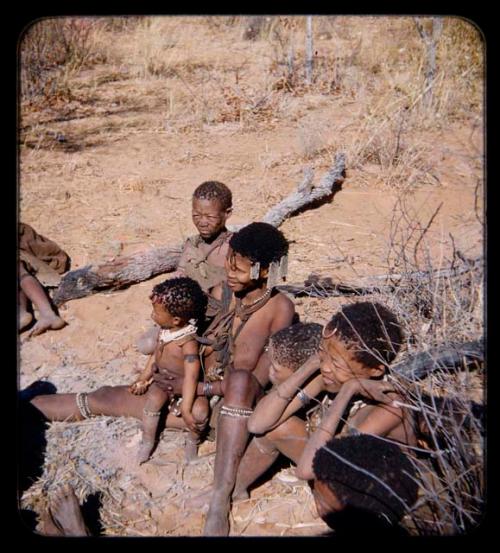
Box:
left=229, top=222, right=289, bottom=268
left=150, top=277, right=207, bottom=324
left=270, top=323, right=322, bottom=371
left=324, top=302, right=403, bottom=368
left=313, top=434, right=419, bottom=525
left=193, top=181, right=232, bottom=210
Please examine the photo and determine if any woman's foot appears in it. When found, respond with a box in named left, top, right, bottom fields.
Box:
left=204, top=497, right=231, bottom=536
left=28, top=313, right=66, bottom=337
left=19, top=310, right=33, bottom=331
left=41, top=485, right=90, bottom=536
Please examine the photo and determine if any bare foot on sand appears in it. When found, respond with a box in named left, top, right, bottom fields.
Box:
left=41, top=485, right=90, bottom=536
left=19, top=310, right=33, bottom=331
left=204, top=498, right=231, bottom=536
left=28, top=313, right=66, bottom=337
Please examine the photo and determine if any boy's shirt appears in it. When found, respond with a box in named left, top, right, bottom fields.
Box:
left=177, top=231, right=232, bottom=292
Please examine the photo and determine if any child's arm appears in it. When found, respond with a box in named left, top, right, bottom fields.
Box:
left=180, top=339, right=202, bottom=433
left=129, top=354, right=156, bottom=395
left=295, top=378, right=397, bottom=480
left=247, top=354, right=322, bottom=434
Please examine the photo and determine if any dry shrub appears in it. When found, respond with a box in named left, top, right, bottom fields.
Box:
left=20, top=17, right=106, bottom=105
left=289, top=187, right=484, bottom=535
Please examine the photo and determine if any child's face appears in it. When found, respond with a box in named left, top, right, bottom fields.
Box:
left=192, top=198, right=231, bottom=240
left=311, top=479, right=345, bottom=520
left=268, top=346, right=294, bottom=385
left=225, top=248, right=266, bottom=293
left=318, top=334, right=383, bottom=393
left=151, top=302, right=181, bottom=329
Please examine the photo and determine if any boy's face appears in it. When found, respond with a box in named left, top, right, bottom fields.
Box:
left=268, top=345, right=294, bottom=385
left=311, top=479, right=345, bottom=520
left=192, top=198, right=231, bottom=240
left=151, top=302, right=181, bottom=329
left=224, top=248, right=267, bottom=293
left=318, top=334, right=383, bottom=393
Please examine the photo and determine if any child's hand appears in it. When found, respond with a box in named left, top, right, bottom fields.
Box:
left=181, top=409, right=203, bottom=433
left=299, top=353, right=321, bottom=374
left=344, top=378, right=396, bottom=405
left=129, top=378, right=153, bottom=395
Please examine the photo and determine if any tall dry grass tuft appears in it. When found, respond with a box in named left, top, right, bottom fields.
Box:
left=19, top=17, right=107, bottom=106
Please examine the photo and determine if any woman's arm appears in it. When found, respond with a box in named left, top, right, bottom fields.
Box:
left=247, top=354, right=322, bottom=434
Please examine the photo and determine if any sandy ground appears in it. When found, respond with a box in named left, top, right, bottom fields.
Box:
left=18, top=17, right=484, bottom=536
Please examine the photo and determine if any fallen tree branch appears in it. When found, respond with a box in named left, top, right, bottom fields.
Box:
left=392, top=339, right=484, bottom=380
left=53, top=154, right=346, bottom=305
left=53, top=245, right=183, bottom=306
left=276, top=256, right=482, bottom=298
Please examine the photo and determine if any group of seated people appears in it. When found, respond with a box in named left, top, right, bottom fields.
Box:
left=20, top=181, right=425, bottom=537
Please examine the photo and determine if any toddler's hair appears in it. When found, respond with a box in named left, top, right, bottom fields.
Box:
left=313, top=434, right=419, bottom=525
left=269, top=322, right=322, bottom=371
left=150, top=277, right=207, bottom=324
left=193, top=181, right=232, bottom=210
left=229, top=222, right=288, bottom=268
left=324, top=302, right=403, bottom=368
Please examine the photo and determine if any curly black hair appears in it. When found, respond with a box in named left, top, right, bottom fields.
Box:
left=324, top=302, right=403, bottom=368
left=313, top=434, right=419, bottom=525
left=270, top=322, right=322, bottom=371
left=150, top=277, right=207, bottom=324
left=193, top=181, right=233, bottom=210
left=229, top=222, right=289, bottom=268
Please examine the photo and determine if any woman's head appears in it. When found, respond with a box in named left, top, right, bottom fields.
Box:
left=226, top=222, right=289, bottom=293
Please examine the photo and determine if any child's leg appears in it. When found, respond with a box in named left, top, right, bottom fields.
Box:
left=19, top=264, right=65, bottom=336
left=138, top=384, right=170, bottom=464
left=184, top=396, right=210, bottom=463
left=233, top=416, right=308, bottom=499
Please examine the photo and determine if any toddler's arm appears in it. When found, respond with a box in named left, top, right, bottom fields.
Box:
left=180, top=339, right=202, bottom=432
left=129, top=354, right=156, bottom=395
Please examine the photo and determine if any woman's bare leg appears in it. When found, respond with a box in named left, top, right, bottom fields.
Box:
left=30, top=386, right=148, bottom=422
left=204, top=370, right=260, bottom=536
left=19, top=265, right=65, bottom=337
left=19, top=289, right=33, bottom=330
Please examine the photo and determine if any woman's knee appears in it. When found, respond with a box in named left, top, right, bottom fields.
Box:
left=224, top=369, right=260, bottom=403
left=267, top=416, right=306, bottom=441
